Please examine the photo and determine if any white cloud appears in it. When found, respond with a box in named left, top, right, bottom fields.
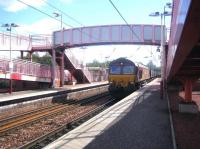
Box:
left=0, top=18, right=62, bottom=58
left=16, top=18, right=68, bottom=35
left=0, top=0, right=47, bottom=12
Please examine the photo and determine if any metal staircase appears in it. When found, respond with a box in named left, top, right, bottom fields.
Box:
left=30, top=34, right=91, bottom=84
left=64, top=50, right=91, bottom=83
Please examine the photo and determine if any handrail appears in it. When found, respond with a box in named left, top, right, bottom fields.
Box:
left=31, top=34, right=52, bottom=47
left=65, top=50, right=92, bottom=82
left=0, top=32, right=52, bottom=51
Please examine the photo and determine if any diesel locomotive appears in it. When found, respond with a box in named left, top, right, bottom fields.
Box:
left=108, top=58, right=157, bottom=98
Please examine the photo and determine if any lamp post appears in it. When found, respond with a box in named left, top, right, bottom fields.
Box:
left=149, top=2, right=172, bottom=98
left=149, top=5, right=172, bottom=69
left=2, top=23, right=19, bottom=94
left=53, top=12, right=63, bottom=30
left=149, top=3, right=172, bottom=42
left=149, top=11, right=164, bottom=78
left=164, top=3, right=172, bottom=30
left=53, top=12, right=64, bottom=87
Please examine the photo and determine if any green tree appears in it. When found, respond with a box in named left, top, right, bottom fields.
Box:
left=86, top=59, right=110, bottom=68
left=39, top=53, right=52, bottom=65
left=21, top=52, right=52, bottom=65
left=146, top=61, right=161, bottom=72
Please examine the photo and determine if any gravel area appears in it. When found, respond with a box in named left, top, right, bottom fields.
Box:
left=168, top=90, right=200, bottom=149
left=0, top=100, right=53, bottom=120
left=0, top=97, right=109, bottom=148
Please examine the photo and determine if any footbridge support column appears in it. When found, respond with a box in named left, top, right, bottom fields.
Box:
left=179, top=77, right=199, bottom=113
left=20, top=51, right=24, bottom=59
left=60, top=51, right=65, bottom=87
left=184, top=79, right=192, bottom=102
left=180, top=77, right=197, bottom=102
left=29, top=51, right=33, bottom=62
left=51, top=48, right=56, bottom=88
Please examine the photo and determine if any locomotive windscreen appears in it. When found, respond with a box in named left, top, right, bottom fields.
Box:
left=109, top=58, right=136, bottom=75
left=122, top=66, right=134, bottom=74
left=110, top=66, right=121, bottom=74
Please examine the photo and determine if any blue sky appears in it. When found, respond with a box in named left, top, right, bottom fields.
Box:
left=0, top=0, right=172, bottom=66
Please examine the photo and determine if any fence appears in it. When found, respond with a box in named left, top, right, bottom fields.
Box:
left=0, top=58, right=61, bottom=79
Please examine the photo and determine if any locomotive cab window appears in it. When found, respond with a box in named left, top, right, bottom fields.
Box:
left=122, top=66, right=134, bottom=74
left=110, top=65, right=121, bottom=74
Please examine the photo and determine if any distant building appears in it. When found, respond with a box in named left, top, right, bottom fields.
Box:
left=87, top=67, right=108, bottom=82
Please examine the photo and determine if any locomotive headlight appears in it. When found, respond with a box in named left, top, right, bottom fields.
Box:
left=110, top=81, right=115, bottom=84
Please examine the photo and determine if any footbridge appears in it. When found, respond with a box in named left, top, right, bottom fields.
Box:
left=0, top=24, right=162, bottom=89
left=48, top=24, right=162, bottom=87
left=53, top=24, right=162, bottom=48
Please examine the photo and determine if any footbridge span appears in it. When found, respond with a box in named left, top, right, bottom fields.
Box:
left=53, top=24, right=162, bottom=48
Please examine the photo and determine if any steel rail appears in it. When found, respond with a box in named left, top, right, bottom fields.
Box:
left=19, top=96, right=116, bottom=149
left=0, top=104, right=61, bottom=125
left=0, top=104, right=74, bottom=136
left=0, top=92, right=109, bottom=136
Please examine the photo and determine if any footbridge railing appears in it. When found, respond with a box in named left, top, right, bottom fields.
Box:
left=0, top=32, right=52, bottom=52
left=53, top=24, right=162, bottom=48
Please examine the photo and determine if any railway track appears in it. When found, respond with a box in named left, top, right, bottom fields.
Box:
left=0, top=92, right=109, bottom=136
left=0, top=104, right=60, bottom=125
left=0, top=104, right=74, bottom=136
left=0, top=92, right=116, bottom=148
left=21, top=96, right=116, bottom=149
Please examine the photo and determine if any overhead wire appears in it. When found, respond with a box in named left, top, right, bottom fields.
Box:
left=108, top=0, right=159, bottom=67
left=17, top=0, right=73, bottom=28
left=108, top=0, right=142, bottom=65
left=105, top=47, right=116, bottom=60
left=108, top=0, right=141, bottom=41
left=17, top=0, right=100, bottom=42
left=16, top=0, right=144, bottom=50
left=40, top=0, right=84, bottom=26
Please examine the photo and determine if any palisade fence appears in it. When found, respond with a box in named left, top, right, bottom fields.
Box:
left=0, top=57, right=61, bottom=79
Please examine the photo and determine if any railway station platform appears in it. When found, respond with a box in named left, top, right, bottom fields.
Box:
left=0, top=81, right=108, bottom=105
left=44, top=78, right=175, bottom=149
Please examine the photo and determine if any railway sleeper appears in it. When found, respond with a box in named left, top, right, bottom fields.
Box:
left=19, top=95, right=114, bottom=149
